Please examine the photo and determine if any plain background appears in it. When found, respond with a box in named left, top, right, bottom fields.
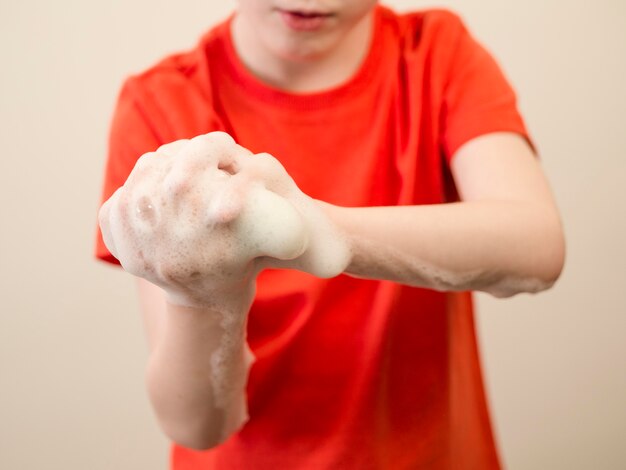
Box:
left=1, top=0, right=624, bottom=468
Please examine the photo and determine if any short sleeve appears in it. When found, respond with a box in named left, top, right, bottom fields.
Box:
left=440, top=16, right=532, bottom=163
left=94, top=80, right=162, bottom=265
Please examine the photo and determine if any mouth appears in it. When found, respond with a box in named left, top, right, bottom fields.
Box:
left=277, top=9, right=334, bottom=31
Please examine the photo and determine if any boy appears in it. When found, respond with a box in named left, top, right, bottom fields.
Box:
left=96, top=1, right=565, bottom=468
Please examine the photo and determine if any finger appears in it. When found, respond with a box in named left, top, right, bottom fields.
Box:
left=186, top=132, right=251, bottom=165
left=157, top=139, right=189, bottom=158
left=251, top=152, right=295, bottom=194
left=182, top=132, right=231, bottom=161
left=235, top=187, right=308, bottom=260
left=206, top=182, right=246, bottom=226
left=125, top=151, right=166, bottom=188
left=190, top=131, right=238, bottom=153
left=163, top=133, right=239, bottom=197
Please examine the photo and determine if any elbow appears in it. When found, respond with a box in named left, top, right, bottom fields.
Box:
left=153, top=400, right=248, bottom=451
left=485, top=272, right=558, bottom=299
left=486, top=274, right=555, bottom=299
left=145, top=369, right=251, bottom=452
left=488, top=220, right=566, bottom=298
left=161, top=413, right=247, bottom=451
left=147, top=390, right=233, bottom=451
left=534, top=216, right=566, bottom=291
left=167, top=427, right=225, bottom=451
left=538, top=248, right=565, bottom=292
left=523, top=203, right=567, bottom=293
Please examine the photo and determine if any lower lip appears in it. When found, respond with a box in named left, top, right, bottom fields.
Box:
left=279, top=11, right=331, bottom=31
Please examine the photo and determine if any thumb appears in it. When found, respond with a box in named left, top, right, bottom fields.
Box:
left=98, top=188, right=123, bottom=260
left=235, top=187, right=308, bottom=261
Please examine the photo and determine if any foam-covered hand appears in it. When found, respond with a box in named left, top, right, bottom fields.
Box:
left=98, top=132, right=350, bottom=307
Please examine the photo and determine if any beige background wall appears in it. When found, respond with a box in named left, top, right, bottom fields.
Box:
left=1, top=0, right=624, bottom=468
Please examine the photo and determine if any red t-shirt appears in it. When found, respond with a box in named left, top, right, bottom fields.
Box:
left=96, top=6, right=530, bottom=469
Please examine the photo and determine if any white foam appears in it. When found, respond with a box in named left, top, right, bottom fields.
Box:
left=235, top=186, right=309, bottom=260
left=99, top=131, right=353, bottom=440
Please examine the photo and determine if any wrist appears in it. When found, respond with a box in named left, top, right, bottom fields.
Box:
left=305, top=199, right=353, bottom=277
left=162, top=274, right=258, bottom=311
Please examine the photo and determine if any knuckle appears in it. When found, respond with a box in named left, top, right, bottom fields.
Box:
left=157, top=139, right=189, bottom=157
left=158, top=262, right=179, bottom=283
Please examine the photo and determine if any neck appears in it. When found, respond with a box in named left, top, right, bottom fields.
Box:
left=231, top=12, right=374, bottom=93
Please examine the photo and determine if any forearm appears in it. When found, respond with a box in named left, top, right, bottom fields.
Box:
left=324, top=200, right=565, bottom=297
left=146, top=301, right=254, bottom=450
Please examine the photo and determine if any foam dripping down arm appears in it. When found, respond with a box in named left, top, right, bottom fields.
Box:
left=101, top=131, right=350, bottom=451
left=320, top=133, right=566, bottom=298
left=98, top=133, right=275, bottom=451
left=141, top=281, right=254, bottom=451
left=323, top=200, right=563, bottom=298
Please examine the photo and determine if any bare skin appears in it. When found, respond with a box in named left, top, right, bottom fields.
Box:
left=327, top=133, right=565, bottom=298
left=231, top=0, right=378, bottom=91
left=100, top=0, right=565, bottom=451
left=99, top=132, right=351, bottom=448
left=103, top=130, right=564, bottom=450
